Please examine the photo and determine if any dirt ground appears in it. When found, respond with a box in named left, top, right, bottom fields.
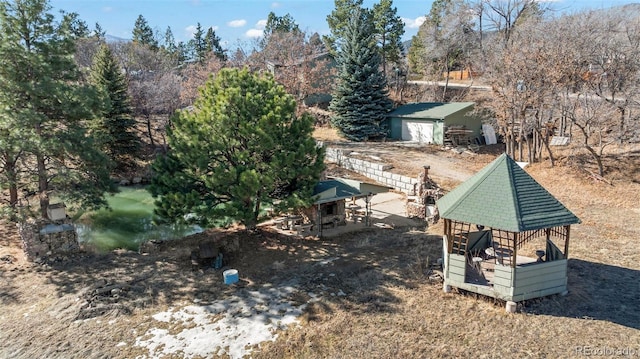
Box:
left=1, top=135, right=639, bottom=358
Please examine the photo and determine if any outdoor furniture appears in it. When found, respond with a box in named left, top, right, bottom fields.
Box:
left=485, top=246, right=513, bottom=265
left=296, top=223, right=314, bottom=235
left=535, top=250, right=546, bottom=262
left=346, top=204, right=362, bottom=222
left=285, top=215, right=303, bottom=230
left=273, top=217, right=286, bottom=229
left=471, top=256, right=483, bottom=271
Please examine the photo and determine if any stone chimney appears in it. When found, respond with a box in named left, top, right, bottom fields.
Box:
left=423, top=165, right=430, bottom=179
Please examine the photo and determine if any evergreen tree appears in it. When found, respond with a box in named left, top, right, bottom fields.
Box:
left=162, top=26, right=187, bottom=65
left=93, top=22, right=105, bottom=40
left=188, top=22, right=206, bottom=63
left=204, top=27, right=226, bottom=61
left=132, top=14, right=157, bottom=49
left=89, top=44, right=140, bottom=168
left=149, top=68, right=325, bottom=230
left=324, top=0, right=364, bottom=55
left=264, top=12, right=300, bottom=37
left=0, top=0, right=114, bottom=218
left=63, top=11, right=90, bottom=38
left=330, top=9, right=393, bottom=141
left=176, top=40, right=189, bottom=64
left=372, top=0, right=405, bottom=77
left=163, top=26, right=177, bottom=54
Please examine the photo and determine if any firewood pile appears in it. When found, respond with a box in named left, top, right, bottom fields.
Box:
left=75, top=278, right=149, bottom=319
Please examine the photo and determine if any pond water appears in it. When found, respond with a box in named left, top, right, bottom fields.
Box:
left=75, top=186, right=203, bottom=252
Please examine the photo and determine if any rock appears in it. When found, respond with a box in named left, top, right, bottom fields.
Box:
left=119, top=179, right=130, bottom=186
left=132, top=177, right=142, bottom=184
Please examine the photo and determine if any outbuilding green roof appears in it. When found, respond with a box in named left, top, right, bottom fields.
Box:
left=387, top=102, right=474, bottom=119
left=313, top=178, right=389, bottom=204
left=436, top=153, right=580, bottom=232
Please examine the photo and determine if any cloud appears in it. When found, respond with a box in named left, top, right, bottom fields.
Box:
left=244, top=19, right=267, bottom=38
left=245, top=29, right=263, bottom=38
left=256, top=19, right=267, bottom=28
left=228, top=19, right=247, bottom=28
left=271, top=2, right=282, bottom=8
left=403, top=16, right=425, bottom=29
left=185, top=25, right=197, bottom=38
left=102, top=6, right=113, bottom=13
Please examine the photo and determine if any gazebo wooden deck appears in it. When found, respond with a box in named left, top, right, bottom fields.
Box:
left=436, top=154, right=580, bottom=312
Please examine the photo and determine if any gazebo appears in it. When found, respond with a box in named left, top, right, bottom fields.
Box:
left=436, top=153, right=580, bottom=311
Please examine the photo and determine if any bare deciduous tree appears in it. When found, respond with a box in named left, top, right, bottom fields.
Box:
left=250, top=31, right=335, bottom=112
left=179, top=55, right=226, bottom=107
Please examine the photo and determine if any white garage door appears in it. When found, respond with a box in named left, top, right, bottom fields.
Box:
left=401, top=120, right=434, bottom=143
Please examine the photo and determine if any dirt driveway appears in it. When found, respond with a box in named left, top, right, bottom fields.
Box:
left=322, top=140, right=499, bottom=188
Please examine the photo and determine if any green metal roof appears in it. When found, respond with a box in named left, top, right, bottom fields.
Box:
left=313, top=178, right=389, bottom=204
left=436, top=153, right=580, bottom=232
left=387, top=102, right=474, bottom=120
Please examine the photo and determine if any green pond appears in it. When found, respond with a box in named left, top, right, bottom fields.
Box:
left=75, top=186, right=203, bottom=252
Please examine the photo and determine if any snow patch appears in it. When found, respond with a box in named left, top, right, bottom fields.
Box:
left=134, top=285, right=305, bottom=359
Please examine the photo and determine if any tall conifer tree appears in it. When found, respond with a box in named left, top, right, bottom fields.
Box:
left=132, top=14, right=157, bottom=49
left=205, top=27, right=227, bottom=61
left=0, top=0, right=113, bottom=218
left=329, top=9, right=393, bottom=141
left=149, top=68, right=325, bottom=230
left=89, top=44, right=140, bottom=169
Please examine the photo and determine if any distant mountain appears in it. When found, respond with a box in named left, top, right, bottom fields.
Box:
left=402, top=39, right=412, bottom=54
left=105, top=34, right=129, bottom=43
left=587, top=2, right=640, bottom=18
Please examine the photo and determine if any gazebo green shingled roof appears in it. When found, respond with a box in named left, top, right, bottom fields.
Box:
left=436, top=153, right=580, bottom=232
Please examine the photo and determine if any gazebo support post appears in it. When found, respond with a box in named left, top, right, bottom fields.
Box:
left=511, top=232, right=518, bottom=268
left=564, top=225, right=570, bottom=259
left=444, top=219, right=452, bottom=253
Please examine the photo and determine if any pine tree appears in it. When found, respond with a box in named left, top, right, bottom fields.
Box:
left=93, top=22, right=105, bottom=40
left=89, top=44, right=140, bottom=169
left=163, top=26, right=177, bottom=54
left=263, top=12, right=300, bottom=38
left=204, top=27, right=226, bottom=61
left=329, top=9, right=393, bottom=141
left=372, top=0, right=405, bottom=77
left=149, top=68, right=325, bottom=230
left=132, top=14, right=157, bottom=49
left=0, top=0, right=114, bottom=218
left=188, top=22, right=206, bottom=63
left=324, top=0, right=364, bottom=55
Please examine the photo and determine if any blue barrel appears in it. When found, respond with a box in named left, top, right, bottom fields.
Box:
left=223, top=269, right=239, bottom=284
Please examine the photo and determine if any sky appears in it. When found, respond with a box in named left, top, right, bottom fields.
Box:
left=48, top=0, right=640, bottom=50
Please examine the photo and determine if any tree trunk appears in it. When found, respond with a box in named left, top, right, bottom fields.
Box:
left=535, top=127, right=555, bottom=167
left=518, top=130, right=524, bottom=162
left=146, top=114, right=155, bottom=147
left=37, top=153, right=49, bottom=219
left=7, top=163, right=18, bottom=208
left=526, top=135, right=532, bottom=163
left=34, top=122, right=49, bottom=219
left=252, top=195, right=261, bottom=231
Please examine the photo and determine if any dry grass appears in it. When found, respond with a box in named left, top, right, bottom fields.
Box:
left=313, top=125, right=346, bottom=143
left=1, top=138, right=639, bottom=358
